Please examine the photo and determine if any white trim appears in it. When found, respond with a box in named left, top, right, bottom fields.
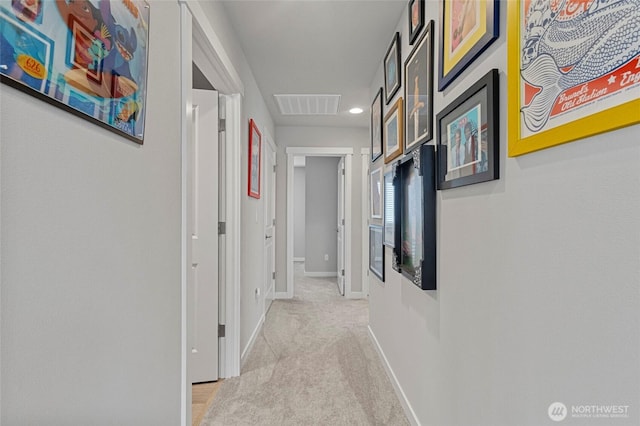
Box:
left=293, top=257, right=305, bottom=262
left=241, top=313, right=265, bottom=367
left=304, top=271, right=338, bottom=278
left=347, top=291, right=364, bottom=299
left=368, top=326, right=420, bottom=426
left=286, top=148, right=354, bottom=300
left=361, top=149, right=370, bottom=298
left=274, top=291, right=290, bottom=299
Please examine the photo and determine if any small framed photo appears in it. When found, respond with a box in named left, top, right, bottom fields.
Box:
left=370, top=88, right=383, bottom=162
left=438, top=0, right=499, bottom=91
left=396, top=144, right=436, bottom=290
left=384, top=32, right=401, bottom=104
left=383, top=97, right=404, bottom=164
left=408, top=0, right=424, bottom=45
left=370, top=167, right=383, bottom=219
left=436, top=69, right=499, bottom=190
left=383, top=168, right=399, bottom=250
left=248, top=119, right=261, bottom=198
left=404, top=20, right=434, bottom=154
left=369, top=225, right=385, bottom=282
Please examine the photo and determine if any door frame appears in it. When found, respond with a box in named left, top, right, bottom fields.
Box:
left=180, top=2, right=243, bottom=425
left=360, top=148, right=370, bottom=298
left=284, top=147, right=355, bottom=299
left=263, top=131, right=277, bottom=315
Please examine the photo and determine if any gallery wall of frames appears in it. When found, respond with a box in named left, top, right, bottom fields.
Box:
left=368, top=0, right=640, bottom=289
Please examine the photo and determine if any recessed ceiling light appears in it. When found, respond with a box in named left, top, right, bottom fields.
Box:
left=349, top=107, right=363, bottom=114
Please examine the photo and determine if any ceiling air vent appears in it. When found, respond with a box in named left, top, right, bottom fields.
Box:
left=274, top=94, right=341, bottom=115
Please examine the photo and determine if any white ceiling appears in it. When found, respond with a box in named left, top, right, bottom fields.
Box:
left=221, top=0, right=406, bottom=128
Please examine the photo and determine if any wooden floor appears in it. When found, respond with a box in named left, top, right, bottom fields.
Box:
left=192, top=381, right=223, bottom=426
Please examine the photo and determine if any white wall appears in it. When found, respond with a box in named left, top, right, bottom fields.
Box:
left=293, top=167, right=306, bottom=259
left=368, top=4, right=640, bottom=426
left=275, top=126, right=368, bottom=294
left=1, top=3, right=182, bottom=424
left=197, top=1, right=275, bottom=357
left=304, top=157, right=340, bottom=274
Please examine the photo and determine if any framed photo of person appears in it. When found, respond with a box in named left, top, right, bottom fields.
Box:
left=383, top=97, right=404, bottom=164
left=396, top=144, right=436, bottom=290
left=404, top=20, right=434, bottom=154
left=383, top=168, right=399, bottom=250
left=369, top=225, right=385, bottom=282
left=248, top=119, right=261, bottom=198
left=436, top=69, right=499, bottom=190
left=408, top=0, right=424, bottom=45
left=370, top=166, right=383, bottom=219
left=371, top=88, right=383, bottom=162
left=438, top=0, right=499, bottom=91
left=384, top=32, right=401, bottom=104
left=507, top=0, right=640, bottom=156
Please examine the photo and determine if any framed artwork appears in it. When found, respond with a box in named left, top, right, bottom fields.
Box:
left=384, top=32, right=401, bottom=104
left=370, top=88, right=383, bottom=162
left=408, top=0, right=424, bottom=45
left=370, top=166, right=383, bottom=219
left=248, top=119, right=261, bottom=199
left=383, top=168, right=399, bottom=250
left=396, top=144, right=436, bottom=290
left=383, top=97, right=403, bottom=164
left=508, top=0, right=640, bottom=157
left=369, top=225, right=385, bottom=282
left=404, top=20, right=434, bottom=154
left=0, top=0, right=151, bottom=144
left=436, top=69, right=499, bottom=189
left=438, top=0, right=499, bottom=91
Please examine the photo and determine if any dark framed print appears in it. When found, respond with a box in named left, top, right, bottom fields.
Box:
left=436, top=69, right=499, bottom=190
left=396, top=144, right=436, bottom=290
left=383, top=97, right=403, bottom=164
left=370, top=166, right=383, bottom=219
left=438, top=0, right=499, bottom=91
left=0, top=0, right=151, bottom=144
left=248, top=119, right=261, bottom=198
left=384, top=32, right=401, bottom=104
left=383, top=169, right=398, bottom=249
left=404, top=20, right=434, bottom=154
left=408, top=0, right=424, bottom=45
left=370, top=88, right=383, bottom=162
left=369, top=225, right=385, bottom=281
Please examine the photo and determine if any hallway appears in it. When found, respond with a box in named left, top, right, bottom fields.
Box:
left=201, top=263, right=408, bottom=425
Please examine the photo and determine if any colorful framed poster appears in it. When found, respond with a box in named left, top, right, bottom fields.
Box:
left=396, top=144, right=436, bottom=290
left=404, top=20, right=434, bottom=154
left=408, top=0, right=424, bottom=45
left=248, top=119, right=261, bottom=199
left=369, top=225, right=385, bottom=282
left=370, top=166, right=383, bottom=219
left=436, top=69, right=499, bottom=189
left=508, top=0, right=640, bottom=157
left=383, top=97, right=404, bottom=164
left=0, top=0, right=151, bottom=144
left=439, top=0, right=498, bottom=91
left=384, top=32, right=401, bottom=104
left=371, top=87, right=383, bottom=162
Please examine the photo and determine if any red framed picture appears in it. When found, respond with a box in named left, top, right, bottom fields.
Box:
left=248, top=119, right=262, bottom=198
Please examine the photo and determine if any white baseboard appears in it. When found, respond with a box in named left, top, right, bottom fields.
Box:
left=274, top=291, right=291, bottom=299
left=293, top=257, right=305, bottom=262
left=346, top=291, right=365, bottom=299
left=241, top=312, right=265, bottom=368
left=367, top=326, right=420, bottom=426
left=304, top=271, right=338, bottom=277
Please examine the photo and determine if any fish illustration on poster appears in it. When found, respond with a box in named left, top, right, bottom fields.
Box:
left=519, top=0, right=640, bottom=139
left=0, top=0, right=149, bottom=143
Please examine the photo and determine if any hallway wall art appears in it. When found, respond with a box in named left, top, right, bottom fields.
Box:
left=248, top=118, right=261, bottom=199
left=371, top=87, right=383, bottom=162
left=384, top=31, right=401, bottom=104
left=383, top=97, right=404, bottom=163
left=0, top=0, right=150, bottom=144
left=369, top=224, right=385, bottom=281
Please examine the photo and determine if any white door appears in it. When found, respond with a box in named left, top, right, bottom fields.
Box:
left=264, top=141, right=276, bottom=313
left=337, top=158, right=345, bottom=296
left=188, top=89, right=219, bottom=383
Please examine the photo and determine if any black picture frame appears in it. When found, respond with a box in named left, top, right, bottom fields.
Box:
left=404, top=20, right=434, bottom=154
left=384, top=32, right=401, bottom=104
left=395, top=144, right=436, bottom=290
left=383, top=168, right=400, bottom=249
left=436, top=69, right=499, bottom=190
left=408, top=0, right=424, bottom=45
left=369, top=225, right=385, bottom=281
left=438, top=0, right=499, bottom=91
left=371, top=88, right=383, bottom=162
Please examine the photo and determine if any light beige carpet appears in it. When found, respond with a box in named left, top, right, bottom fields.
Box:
left=201, top=263, right=409, bottom=425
